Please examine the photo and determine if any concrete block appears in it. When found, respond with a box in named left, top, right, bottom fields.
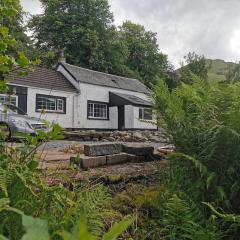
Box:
left=84, top=143, right=122, bottom=156
left=122, top=144, right=154, bottom=156
left=127, top=154, right=146, bottom=163
left=106, top=153, right=130, bottom=165
left=80, top=155, right=107, bottom=169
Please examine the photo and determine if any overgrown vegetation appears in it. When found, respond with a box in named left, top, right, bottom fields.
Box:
left=0, top=1, right=131, bottom=239
left=2, top=0, right=240, bottom=239
left=154, top=75, right=240, bottom=239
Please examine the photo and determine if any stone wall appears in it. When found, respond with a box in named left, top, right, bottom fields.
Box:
left=63, top=129, right=169, bottom=143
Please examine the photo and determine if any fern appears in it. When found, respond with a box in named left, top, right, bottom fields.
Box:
left=161, top=194, right=221, bottom=240
left=155, top=79, right=240, bottom=238
left=75, top=184, right=113, bottom=237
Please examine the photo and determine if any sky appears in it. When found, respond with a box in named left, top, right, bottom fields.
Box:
left=20, top=0, right=240, bottom=67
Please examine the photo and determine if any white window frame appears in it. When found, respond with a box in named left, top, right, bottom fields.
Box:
left=36, top=95, right=65, bottom=113
left=0, top=94, right=18, bottom=107
left=87, top=101, right=108, bottom=120
left=139, top=107, right=153, bottom=120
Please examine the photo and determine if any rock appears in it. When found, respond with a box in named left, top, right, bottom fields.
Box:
left=106, top=153, right=130, bottom=165
left=84, top=143, right=122, bottom=156
left=133, top=132, right=144, bottom=140
left=122, top=144, right=154, bottom=156
left=83, top=136, right=91, bottom=141
left=157, top=145, right=175, bottom=154
left=80, top=155, right=107, bottom=169
left=124, top=135, right=133, bottom=142
left=103, top=136, right=115, bottom=142
left=118, top=131, right=127, bottom=137
left=148, top=135, right=161, bottom=142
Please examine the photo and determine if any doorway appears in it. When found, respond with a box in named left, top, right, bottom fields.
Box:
left=118, top=106, right=125, bottom=130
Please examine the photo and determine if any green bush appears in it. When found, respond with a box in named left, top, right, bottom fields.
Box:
left=154, top=79, right=240, bottom=239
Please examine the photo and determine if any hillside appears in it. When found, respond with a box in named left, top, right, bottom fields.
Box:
left=207, top=59, right=237, bottom=82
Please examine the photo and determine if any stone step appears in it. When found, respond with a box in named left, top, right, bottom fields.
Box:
left=122, top=144, right=154, bottom=156
left=106, top=153, right=130, bottom=165
left=80, top=155, right=107, bottom=170
left=106, top=153, right=146, bottom=165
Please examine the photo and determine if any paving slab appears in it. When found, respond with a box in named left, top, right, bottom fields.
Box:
left=84, top=143, right=122, bottom=156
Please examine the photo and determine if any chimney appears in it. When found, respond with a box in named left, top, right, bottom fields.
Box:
left=59, top=48, right=66, bottom=63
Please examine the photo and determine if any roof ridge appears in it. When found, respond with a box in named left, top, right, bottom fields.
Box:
left=62, top=62, right=140, bottom=83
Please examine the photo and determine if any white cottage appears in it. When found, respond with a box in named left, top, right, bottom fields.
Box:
left=7, top=62, right=157, bottom=130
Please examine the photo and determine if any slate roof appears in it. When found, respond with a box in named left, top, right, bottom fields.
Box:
left=8, top=67, right=77, bottom=93
left=109, top=92, right=152, bottom=107
left=60, top=62, right=149, bottom=93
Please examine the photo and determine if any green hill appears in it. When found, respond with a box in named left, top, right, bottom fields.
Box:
left=207, top=59, right=237, bottom=82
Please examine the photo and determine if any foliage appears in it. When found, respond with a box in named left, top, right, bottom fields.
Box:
left=206, top=59, right=236, bottom=82
left=154, top=78, right=240, bottom=239
left=160, top=193, right=221, bottom=240
left=28, top=1, right=170, bottom=88
left=0, top=2, right=131, bottom=240
left=111, top=183, right=162, bottom=239
left=225, top=62, right=240, bottom=83
left=0, top=0, right=39, bottom=91
left=0, top=0, right=39, bottom=60
left=0, top=200, right=132, bottom=240
left=28, top=0, right=125, bottom=71
left=118, top=21, right=169, bottom=88
left=0, top=128, right=132, bottom=240
left=179, top=52, right=210, bottom=84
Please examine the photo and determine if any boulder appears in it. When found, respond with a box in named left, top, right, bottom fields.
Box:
left=122, top=144, right=154, bottom=156
left=84, top=143, right=122, bottom=156
left=80, top=155, right=107, bottom=169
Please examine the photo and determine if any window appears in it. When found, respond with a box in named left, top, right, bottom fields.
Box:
left=139, top=108, right=153, bottom=120
left=36, top=94, right=66, bottom=113
left=87, top=101, right=108, bottom=119
left=0, top=94, right=18, bottom=106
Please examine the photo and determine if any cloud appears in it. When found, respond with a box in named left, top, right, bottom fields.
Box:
left=20, top=0, right=42, bottom=15
left=109, top=0, right=240, bottom=66
left=20, top=0, right=240, bottom=67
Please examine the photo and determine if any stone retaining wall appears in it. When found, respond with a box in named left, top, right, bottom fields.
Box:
left=63, top=129, right=169, bottom=143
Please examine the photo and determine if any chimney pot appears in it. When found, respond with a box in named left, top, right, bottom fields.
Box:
left=59, top=49, right=66, bottom=63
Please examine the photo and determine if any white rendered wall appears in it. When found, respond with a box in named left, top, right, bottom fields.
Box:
left=133, top=106, right=157, bottom=129
left=76, top=83, right=157, bottom=129
left=27, top=87, right=75, bottom=128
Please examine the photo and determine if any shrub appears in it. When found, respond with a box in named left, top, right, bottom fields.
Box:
left=154, top=79, right=240, bottom=238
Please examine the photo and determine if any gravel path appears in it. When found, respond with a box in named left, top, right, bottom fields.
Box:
left=39, top=140, right=167, bottom=151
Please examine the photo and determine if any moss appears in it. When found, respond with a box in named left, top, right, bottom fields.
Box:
left=110, top=183, right=164, bottom=239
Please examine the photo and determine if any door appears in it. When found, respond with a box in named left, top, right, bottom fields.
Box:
left=118, top=106, right=125, bottom=130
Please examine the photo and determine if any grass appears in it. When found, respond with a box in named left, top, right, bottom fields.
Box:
left=207, top=59, right=237, bottom=82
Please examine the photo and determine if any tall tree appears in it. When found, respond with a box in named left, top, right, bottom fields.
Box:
left=180, top=52, right=210, bottom=83
left=0, top=0, right=38, bottom=90
left=29, top=0, right=127, bottom=72
left=1, top=0, right=38, bottom=60
left=118, top=21, right=168, bottom=88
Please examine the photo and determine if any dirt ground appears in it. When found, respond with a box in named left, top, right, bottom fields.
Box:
left=36, top=140, right=169, bottom=186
